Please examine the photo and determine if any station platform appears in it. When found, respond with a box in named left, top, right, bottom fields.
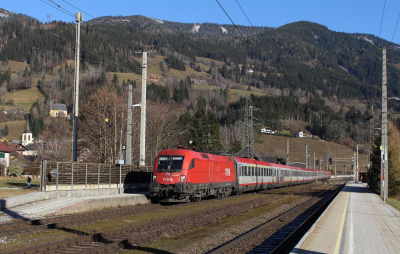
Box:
left=0, top=191, right=149, bottom=223
left=291, top=182, right=400, bottom=254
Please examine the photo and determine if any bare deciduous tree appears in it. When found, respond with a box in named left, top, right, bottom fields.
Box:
left=80, top=85, right=126, bottom=163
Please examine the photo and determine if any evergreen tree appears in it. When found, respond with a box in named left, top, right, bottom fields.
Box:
left=188, top=108, right=222, bottom=150
left=2, top=124, right=9, bottom=136
left=231, top=139, right=242, bottom=153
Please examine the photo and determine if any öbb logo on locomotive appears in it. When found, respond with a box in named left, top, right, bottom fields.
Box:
left=149, top=148, right=330, bottom=203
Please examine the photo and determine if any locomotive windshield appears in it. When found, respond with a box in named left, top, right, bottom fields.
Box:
left=157, top=156, right=185, bottom=172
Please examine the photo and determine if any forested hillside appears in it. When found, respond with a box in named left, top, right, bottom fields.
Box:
left=0, top=11, right=399, bottom=162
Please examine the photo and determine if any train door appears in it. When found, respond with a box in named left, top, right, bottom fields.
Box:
left=272, top=168, right=275, bottom=184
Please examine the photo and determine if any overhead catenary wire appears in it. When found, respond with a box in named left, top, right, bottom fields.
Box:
left=39, top=0, right=74, bottom=18
left=47, top=0, right=75, bottom=17
left=214, top=0, right=257, bottom=60
left=378, top=0, right=387, bottom=37
left=35, top=1, right=145, bottom=71
left=61, top=0, right=96, bottom=19
left=0, top=8, right=137, bottom=75
left=391, top=13, right=400, bottom=43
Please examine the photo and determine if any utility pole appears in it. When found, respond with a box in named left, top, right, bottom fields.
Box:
left=72, top=12, right=82, bottom=162
left=356, top=144, right=359, bottom=182
left=135, top=47, right=156, bottom=167
left=126, top=85, right=132, bottom=165
left=326, top=147, right=330, bottom=171
left=378, top=43, right=390, bottom=201
left=353, top=153, right=356, bottom=180
left=313, top=151, right=315, bottom=170
left=286, top=139, right=290, bottom=166
left=305, top=145, right=308, bottom=169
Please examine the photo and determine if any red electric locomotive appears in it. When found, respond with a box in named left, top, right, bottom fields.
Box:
left=149, top=149, right=236, bottom=202
left=149, top=148, right=330, bottom=203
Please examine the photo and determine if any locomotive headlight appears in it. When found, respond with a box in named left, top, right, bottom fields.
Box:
left=180, top=175, right=186, bottom=182
left=152, top=175, right=157, bottom=182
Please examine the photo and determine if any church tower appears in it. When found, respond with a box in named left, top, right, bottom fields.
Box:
left=22, top=118, right=33, bottom=146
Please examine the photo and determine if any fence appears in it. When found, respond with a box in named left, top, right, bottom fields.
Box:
left=40, top=160, right=152, bottom=193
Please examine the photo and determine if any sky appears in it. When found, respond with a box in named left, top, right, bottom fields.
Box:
left=2, top=0, right=400, bottom=44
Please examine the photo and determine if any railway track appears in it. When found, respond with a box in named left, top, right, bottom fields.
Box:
left=0, top=190, right=262, bottom=238
left=1, top=181, right=339, bottom=253
left=208, top=180, right=346, bottom=254
left=4, top=187, right=318, bottom=254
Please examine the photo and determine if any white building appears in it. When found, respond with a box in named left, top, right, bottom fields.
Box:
left=22, top=118, right=33, bottom=146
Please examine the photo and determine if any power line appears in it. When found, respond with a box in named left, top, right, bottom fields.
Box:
left=61, top=0, right=96, bottom=19
left=235, top=0, right=255, bottom=32
left=47, top=0, right=75, bottom=17
left=214, top=0, right=257, bottom=59
left=379, top=0, right=387, bottom=37
left=391, top=13, right=400, bottom=43
left=215, top=0, right=245, bottom=39
left=1, top=9, right=136, bottom=74
left=39, top=0, right=74, bottom=18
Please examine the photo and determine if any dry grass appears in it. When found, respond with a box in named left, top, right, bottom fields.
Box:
left=130, top=195, right=302, bottom=253
left=4, top=87, right=44, bottom=104
left=0, top=189, right=38, bottom=199
left=0, top=61, right=30, bottom=73
left=0, top=87, right=45, bottom=112
left=387, top=198, right=400, bottom=212
left=196, top=57, right=225, bottom=67
left=0, top=120, right=26, bottom=140
left=0, top=179, right=40, bottom=188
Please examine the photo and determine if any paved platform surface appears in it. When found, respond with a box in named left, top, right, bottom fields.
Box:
left=0, top=193, right=149, bottom=223
left=291, top=182, right=400, bottom=254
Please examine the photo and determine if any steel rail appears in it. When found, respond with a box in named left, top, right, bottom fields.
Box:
left=208, top=181, right=346, bottom=254
left=268, top=180, right=346, bottom=253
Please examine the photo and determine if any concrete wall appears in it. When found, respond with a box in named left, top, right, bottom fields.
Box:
left=53, top=194, right=149, bottom=216
left=0, top=188, right=139, bottom=210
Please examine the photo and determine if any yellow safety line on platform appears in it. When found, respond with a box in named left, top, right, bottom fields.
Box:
left=334, top=191, right=350, bottom=254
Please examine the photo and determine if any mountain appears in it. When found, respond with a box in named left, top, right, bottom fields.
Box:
left=1, top=10, right=400, bottom=145
left=85, top=15, right=272, bottom=38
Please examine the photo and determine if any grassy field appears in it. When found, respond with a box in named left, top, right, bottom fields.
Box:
left=1, top=87, right=45, bottom=112
left=0, top=61, right=30, bottom=73
left=0, top=120, right=26, bottom=140
left=387, top=198, right=400, bottom=212
left=0, top=179, right=40, bottom=199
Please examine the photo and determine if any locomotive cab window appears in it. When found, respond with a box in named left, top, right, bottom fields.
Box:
left=189, top=159, right=195, bottom=169
left=157, top=156, right=185, bottom=172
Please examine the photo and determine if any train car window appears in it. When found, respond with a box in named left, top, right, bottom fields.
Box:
left=189, top=159, right=195, bottom=169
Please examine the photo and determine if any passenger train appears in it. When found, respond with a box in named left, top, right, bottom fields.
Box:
left=149, top=148, right=330, bottom=203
